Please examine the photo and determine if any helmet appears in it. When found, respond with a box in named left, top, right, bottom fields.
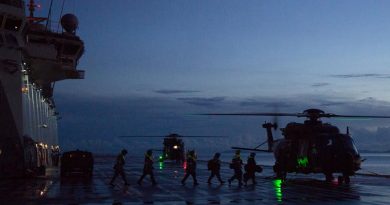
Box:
left=235, top=150, right=241, bottom=154
left=147, top=149, right=153, bottom=155
left=250, top=152, right=256, bottom=157
left=121, top=149, right=128, bottom=155
left=214, top=152, right=221, bottom=158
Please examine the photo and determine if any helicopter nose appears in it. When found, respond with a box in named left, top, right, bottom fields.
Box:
left=354, top=157, right=362, bottom=170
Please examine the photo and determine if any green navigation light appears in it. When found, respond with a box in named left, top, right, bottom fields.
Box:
left=159, top=162, right=164, bottom=170
left=273, top=179, right=283, bottom=202
left=297, top=156, right=309, bottom=168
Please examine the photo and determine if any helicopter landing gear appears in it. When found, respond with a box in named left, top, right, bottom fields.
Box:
left=337, top=174, right=350, bottom=184
left=344, top=175, right=350, bottom=184
left=275, top=171, right=287, bottom=181
left=325, top=173, right=334, bottom=182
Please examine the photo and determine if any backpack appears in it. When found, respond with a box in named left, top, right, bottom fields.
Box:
left=207, top=160, right=213, bottom=170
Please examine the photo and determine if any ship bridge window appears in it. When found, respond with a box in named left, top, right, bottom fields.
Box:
left=4, top=17, right=22, bottom=32
left=62, top=44, right=80, bottom=55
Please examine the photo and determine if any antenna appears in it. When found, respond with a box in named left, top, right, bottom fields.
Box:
left=57, top=0, right=66, bottom=32
left=28, top=0, right=36, bottom=19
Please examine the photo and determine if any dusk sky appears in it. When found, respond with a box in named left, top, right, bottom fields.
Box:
left=34, top=0, right=390, bottom=153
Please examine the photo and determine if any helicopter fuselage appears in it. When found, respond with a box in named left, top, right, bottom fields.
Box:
left=273, top=121, right=362, bottom=179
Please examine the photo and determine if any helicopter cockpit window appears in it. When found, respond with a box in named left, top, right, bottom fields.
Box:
left=343, top=136, right=359, bottom=155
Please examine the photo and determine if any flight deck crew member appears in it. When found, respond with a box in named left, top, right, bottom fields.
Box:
left=110, top=149, right=129, bottom=186
left=228, top=150, right=243, bottom=186
left=244, top=153, right=257, bottom=185
left=137, top=149, right=157, bottom=185
left=181, top=150, right=199, bottom=186
left=207, top=152, right=225, bottom=184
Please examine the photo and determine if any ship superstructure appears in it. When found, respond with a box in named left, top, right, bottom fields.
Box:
left=0, top=0, right=84, bottom=177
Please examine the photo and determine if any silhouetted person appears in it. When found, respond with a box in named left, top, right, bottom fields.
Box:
left=228, top=150, right=243, bottom=186
left=181, top=150, right=198, bottom=186
left=137, top=149, right=157, bottom=186
left=244, top=153, right=257, bottom=185
left=110, top=149, right=129, bottom=186
left=207, top=152, right=224, bottom=184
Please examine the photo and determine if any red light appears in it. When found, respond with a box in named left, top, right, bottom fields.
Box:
left=183, top=161, right=187, bottom=170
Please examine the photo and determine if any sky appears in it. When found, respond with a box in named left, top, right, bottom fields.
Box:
left=32, top=0, right=390, bottom=153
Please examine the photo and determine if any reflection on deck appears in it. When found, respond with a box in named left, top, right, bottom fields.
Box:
left=0, top=156, right=389, bottom=204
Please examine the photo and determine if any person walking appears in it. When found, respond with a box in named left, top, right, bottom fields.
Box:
left=137, top=149, right=157, bottom=186
left=110, top=149, right=129, bottom=186
left=228, top=150, right=243, bottom=186
left=181, top=150, right=199, bottom=186
left=244, top=152, right=257, bottom=185
left=207, top=152, right=224, bottom=184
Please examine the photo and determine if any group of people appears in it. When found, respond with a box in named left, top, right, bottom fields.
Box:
left=109, top=149, right=261, bottom=187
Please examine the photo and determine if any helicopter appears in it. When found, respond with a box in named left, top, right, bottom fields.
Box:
left=201, top=108, right=390, bottom=183
left=120, top=133, right=225, bottom=163
left=161, top=133, right=185, bottom=162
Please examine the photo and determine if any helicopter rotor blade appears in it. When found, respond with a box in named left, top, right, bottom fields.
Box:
left=199, top=112, right=390, bottom=119
left=119, top=135, right=227, bottom=138
left=199, top=112, right=306, bottom=117
left=119, top=136, right=165, bottom=138
left=231, top=146, right=272, bottom=153
left=320, top=114, right=390, bottom=119
left=178, top=135, right=227, bottom=138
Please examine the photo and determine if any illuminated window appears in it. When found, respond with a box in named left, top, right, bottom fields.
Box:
left=21, top=86, right=28, bottom=93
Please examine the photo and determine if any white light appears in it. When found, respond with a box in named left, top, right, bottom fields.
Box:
left=173, top=145, right=178, bottom=149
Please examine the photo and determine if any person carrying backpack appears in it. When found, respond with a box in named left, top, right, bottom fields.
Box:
left=244, top=152, right=257, bottom=185
left=181, top=150, right=199, bottom=186
left=207, top=153, right=224, bottom=184
left=228, top=150, right=243, bottom=186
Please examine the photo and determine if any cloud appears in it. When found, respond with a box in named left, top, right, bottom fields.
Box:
left=330, top=74, right=390, bottom=79
left=311, top=83, right=330, bottom=87
left=239, top=99, right=292, bottom=108
left=177, top=97, right=226, bottom=107
left=154, top=89, right=200, bottom=94
left=55, top=93, right=390, bottom=154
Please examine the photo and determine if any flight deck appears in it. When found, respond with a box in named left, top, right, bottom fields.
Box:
left=0, top=156, right=389, bottom=205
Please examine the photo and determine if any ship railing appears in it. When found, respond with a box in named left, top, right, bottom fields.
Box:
left=42, top=21, right=63, bottom=34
